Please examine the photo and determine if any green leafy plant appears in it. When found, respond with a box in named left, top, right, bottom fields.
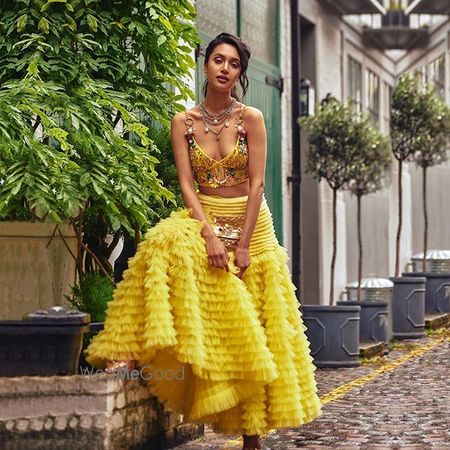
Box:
left=0, top=0, right=199, bottom=279
left=299, top=96, right=365, bottom=305
left=65, top=271, right=115, bottom=323
left=347, top=111, right=391, bottom=300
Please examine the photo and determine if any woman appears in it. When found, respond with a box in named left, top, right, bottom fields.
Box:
left=85, top=32, right=322, bottom=450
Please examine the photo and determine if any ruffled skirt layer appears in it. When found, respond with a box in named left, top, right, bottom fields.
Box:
left=85, top=192, right=322, bottom=435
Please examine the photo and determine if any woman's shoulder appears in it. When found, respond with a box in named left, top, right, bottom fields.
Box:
left=240, top=105, right=264, bottom=125
left=171, top=108, right=196, bottom=127
left=241, top=105, right=263, bottom=117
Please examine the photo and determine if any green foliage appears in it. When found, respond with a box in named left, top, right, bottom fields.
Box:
left=410, top=85, right=450, bottom=169
left=390, top=73, right=449, bottom=164
left=299, top=97, right=364, bottom=190
left=146, top=125, right=184, bottom=223
left=0, top=77, right=173, bottom=232
left=0, top=0, right=199, bottom=235
left=0, top=0, right=198, bottom=125
left=65, top=271, right=114, bottom=322
left=347, top=111, right=391, bottom=197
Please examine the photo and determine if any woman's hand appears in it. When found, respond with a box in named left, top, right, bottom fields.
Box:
left=234, top=245, right=250, bottom=279
left=204, top=234, right=229, bottom=271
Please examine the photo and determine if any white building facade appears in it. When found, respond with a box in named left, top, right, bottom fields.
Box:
left=295, top=1, right=450, bottom=305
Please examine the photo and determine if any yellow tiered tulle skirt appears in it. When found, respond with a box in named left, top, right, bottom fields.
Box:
left=84, top=192, right=322, bottom=435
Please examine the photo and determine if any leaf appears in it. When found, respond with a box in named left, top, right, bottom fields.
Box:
left=16, top=14, right=28, bottom=32
left=38, top=17, right=50, bottom=34
left=86, top=14, right=98, bottom=32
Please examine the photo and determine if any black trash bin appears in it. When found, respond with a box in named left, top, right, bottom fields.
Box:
left=0, top=306, right=90, bottom=377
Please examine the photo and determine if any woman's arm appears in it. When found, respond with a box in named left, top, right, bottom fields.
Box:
left=171, top=112, right=229, bottom=270
left=237, top=107, right=267, bottom=250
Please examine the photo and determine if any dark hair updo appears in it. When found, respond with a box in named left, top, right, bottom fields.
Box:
left=202, top=32, right=251, bottom=101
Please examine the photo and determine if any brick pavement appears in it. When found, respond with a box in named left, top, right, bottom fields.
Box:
left=168, top=327, right=450, bottom=449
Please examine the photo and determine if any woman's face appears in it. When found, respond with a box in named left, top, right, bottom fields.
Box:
left=204, top=43, right=241, bottom=93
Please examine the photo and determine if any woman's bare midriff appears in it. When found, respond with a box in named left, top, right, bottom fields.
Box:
left=198, top=180, right=250, bottom=198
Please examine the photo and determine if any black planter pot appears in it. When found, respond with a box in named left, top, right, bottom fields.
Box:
left=0, top=306, right=90, bottom=377
left=337, top=300, right=389, bottom=343
left=390, top=276, right=426, bottom=340
left=402, top=272, right=450, bottom=314
left=301, top=305, right=361, bottom=368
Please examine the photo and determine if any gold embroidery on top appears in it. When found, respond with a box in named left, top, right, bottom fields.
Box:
left=184, top=105, right=249, bottom=188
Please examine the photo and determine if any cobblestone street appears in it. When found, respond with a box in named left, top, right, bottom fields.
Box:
left=170, top=327, right=450, bottom=450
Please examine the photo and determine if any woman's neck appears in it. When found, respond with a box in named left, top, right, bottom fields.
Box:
left=202, top=91, right=235, bottom=114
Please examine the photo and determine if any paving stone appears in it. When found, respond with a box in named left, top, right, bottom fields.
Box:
left=169, top=327, right=450, bottom=449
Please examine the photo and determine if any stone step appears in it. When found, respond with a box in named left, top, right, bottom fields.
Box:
left=425, top=312, right=450, bottom=330
left=359, top=340, right=387, bottom=359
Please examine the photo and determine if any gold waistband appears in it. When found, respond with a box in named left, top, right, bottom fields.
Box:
left=196, top=192, right=278, bottom=255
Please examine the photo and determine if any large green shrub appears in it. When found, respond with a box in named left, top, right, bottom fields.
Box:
left=0, top=0, right=199, bottom=277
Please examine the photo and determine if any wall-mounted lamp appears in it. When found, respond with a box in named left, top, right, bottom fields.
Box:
left=299, top=78, right=315, bottom=117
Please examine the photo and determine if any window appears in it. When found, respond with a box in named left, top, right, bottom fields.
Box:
left=429, top=54, right=445, bottom=99
left=413, top=65, right=428, bottom=87
left=347, top=56, right=362, bottom=113
left=366, top=69, right=380, bottom=126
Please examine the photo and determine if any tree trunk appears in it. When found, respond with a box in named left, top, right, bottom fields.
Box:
left=357, top=194, right=363, bottom=302
left=395, top=159, right=403, bottom=278
left=422, top=165, right=428, bottom=272
left=330, top=188, right=338, bottom=306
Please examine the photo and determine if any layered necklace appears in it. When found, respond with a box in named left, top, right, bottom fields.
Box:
left=200, top=98, right=236, bottom=141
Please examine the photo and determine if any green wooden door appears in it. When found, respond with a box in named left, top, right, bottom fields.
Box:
left=194, top=24, right=283, bottom=242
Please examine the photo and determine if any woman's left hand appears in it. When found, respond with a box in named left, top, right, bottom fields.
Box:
left=234, top=245, right=251, bottom=279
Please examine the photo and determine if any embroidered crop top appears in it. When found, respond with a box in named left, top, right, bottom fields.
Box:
left=184, top=105, right=249, bottom=188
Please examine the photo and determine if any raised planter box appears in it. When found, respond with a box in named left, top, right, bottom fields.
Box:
left=337, top=300, right=390, bottom=343
left=402, top=271, right=450, bottom=314
left=301, top=304, right=361, bottom=368
left=0, top=221, right=78, bottom=320
left=390, top=276, right=426, bottom=340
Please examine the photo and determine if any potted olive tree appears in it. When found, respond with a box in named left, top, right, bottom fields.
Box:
left=336, top=109, right=392, bottom=343
left=0, top=0, right=197, bottom=375
left=389, top=73, right=433, bottom=339
left=402, top=82, right=450, bottom=315
left=298, top=96, right=363, bottom=367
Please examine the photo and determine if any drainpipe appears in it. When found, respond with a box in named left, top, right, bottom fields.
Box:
left=288, top=0, right=301, bottom=301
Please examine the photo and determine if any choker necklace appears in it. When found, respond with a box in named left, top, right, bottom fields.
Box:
left=200, top=98, right=236, bottom=141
